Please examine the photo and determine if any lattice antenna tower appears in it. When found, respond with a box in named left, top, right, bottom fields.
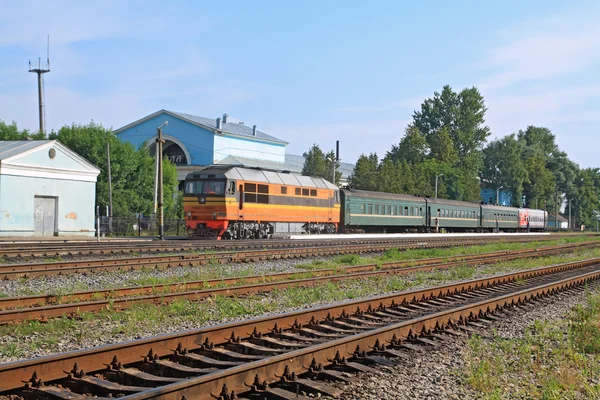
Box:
left=28, top=35, right=51, bottom=135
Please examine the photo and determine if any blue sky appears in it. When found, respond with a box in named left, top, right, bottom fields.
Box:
left=1, top=0, right=599, bottom=167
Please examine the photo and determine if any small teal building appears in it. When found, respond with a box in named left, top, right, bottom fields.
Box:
left=480, top=188, right=514, bottom=206
left=0, top=140, right=100, bottom=237
left=114, top=110, right=288, bottom=184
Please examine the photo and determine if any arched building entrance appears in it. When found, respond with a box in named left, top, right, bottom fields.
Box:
left=145, top=135, right=193, bottom=190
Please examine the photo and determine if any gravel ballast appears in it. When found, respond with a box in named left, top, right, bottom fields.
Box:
left=331, top=286, right=597, bottom=400
left=0, top=256, right=342, bottom=297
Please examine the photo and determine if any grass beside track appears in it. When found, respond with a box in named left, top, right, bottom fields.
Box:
left=1, top=244, right=600, bottom=362
left=464, top=291, right=600, bottom=399
left=29, top=235, right=600, bottom=295
left=295, top=235, right=600, bottom=270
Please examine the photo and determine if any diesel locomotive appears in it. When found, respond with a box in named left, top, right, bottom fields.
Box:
left=184, top=166, right=547, bottom=239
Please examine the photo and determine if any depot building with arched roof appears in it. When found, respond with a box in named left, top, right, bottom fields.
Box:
left=114, top=110, right=355, bottom=189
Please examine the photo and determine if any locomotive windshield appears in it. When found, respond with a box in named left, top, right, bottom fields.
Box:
left=185, top=180, right=226, bottom=195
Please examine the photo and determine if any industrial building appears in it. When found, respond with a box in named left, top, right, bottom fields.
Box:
left=114, top=110, right=355, bottom=187
left=0, top=140, right=100, bottom=237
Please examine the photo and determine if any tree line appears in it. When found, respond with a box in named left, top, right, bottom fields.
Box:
left=302, top=85, right=600, bottom=228
left=0, top=120, right=181, bottom=218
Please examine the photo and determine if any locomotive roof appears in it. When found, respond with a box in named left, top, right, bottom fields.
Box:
left=185, top=166, right=338, bottom=190
left=342, top=189, right=426, bottom=203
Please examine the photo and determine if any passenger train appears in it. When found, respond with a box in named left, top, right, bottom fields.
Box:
left=183, top=166, right=548, bottom=239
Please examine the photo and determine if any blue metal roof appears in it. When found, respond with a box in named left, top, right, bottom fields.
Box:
left=0, top=140, right=52, bottom=160
left=167, top=111, right=287, bottom=144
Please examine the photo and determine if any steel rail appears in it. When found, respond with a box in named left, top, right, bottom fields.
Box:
left=134, top=264, right=600, bottom=400
left=0, top=237, right=563, bottom=280
left=0, top=257, right=597, bottom=395
left=0, top=241, right=597, bottom=324
left=0, top=234, right=564, bottom=259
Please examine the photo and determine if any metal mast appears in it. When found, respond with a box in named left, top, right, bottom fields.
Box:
left=28, top=35, right=50, bottom=134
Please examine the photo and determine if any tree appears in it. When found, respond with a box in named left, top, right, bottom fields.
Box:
left=302, top=144, right=341, bottom=185
left=349, top=153, right=379, bottom=191
left=482, top=134, right=526, bottom=206
left=411, top=85, right=491, bottom=201
left=428, top=127, right=458, bottom=164
left=572, top=168, right=599, bottom=227
left=48, top=122, right=179, bottom=218
left=0, top=120, right=45, bottom=140
left=302, top=144, right=328, bottom=179
left=388, top=125, right=428, bottom=164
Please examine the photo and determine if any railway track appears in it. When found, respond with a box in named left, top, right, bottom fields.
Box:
left=0, top=234, right=564, bottom=259
left=1, top=241, right=598, bottom=324
left=0, top=236, right=580, bottom=280
left=0, top=258, right=598, bottom=399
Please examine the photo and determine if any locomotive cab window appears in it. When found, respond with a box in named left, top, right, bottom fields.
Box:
left=203, top=180, right=225, bottom=195
left=185, top=181, right=203, bottom=195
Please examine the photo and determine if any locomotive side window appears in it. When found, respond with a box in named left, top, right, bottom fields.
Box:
left=310, top=189, right=317, bottom=196
left=295, top=188, right=301, bottom=195
left=245, top=183, right=257, bottom=192
left=227, top=181, right=236, bottom=194
left=368, top=204, right=372, bottom=214
left=258, top=184, right=269, bottom=194
left=302, top=188, right=309, bottom=196
left=257, top=194, right=269, bottom=204
left=281, top=186, right=287, bottom=194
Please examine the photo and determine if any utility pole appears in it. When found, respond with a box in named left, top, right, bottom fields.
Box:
left=568, top=197, right=571, bottom=231
left=156, top=121, right=168, bottom=240
left=107, top=142, right=113, bottom=230
left=28, top=36, right=50, bottom=134
left=435, top=174, right=444, bottom=199
left=555, top=193, right=559, bottom=231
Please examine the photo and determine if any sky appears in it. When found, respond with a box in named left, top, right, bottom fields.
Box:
left=1, top=1, right=599, bottom=167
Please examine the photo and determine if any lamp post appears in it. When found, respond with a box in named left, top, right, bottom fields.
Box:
left=156, top=121, right=168, bottom=240
left=327, top=155, right=336, bottom=186
left=435, top=174, right=444, bottom=199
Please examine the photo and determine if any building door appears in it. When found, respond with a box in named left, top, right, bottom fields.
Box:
left=34, top=196, right=58, bottom=236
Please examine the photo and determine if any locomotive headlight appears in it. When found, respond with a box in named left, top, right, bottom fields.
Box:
left=186, top=212, right=192, bottom=219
